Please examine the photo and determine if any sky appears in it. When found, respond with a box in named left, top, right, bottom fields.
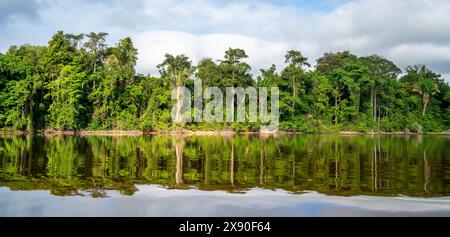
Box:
left=1, top=0, right=449, bottom=81
left=2, top=186, right=450, bottom=216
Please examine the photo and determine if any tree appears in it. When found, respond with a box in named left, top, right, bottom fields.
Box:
left=359, top=55, right=401, bottom=125
left=0, top=45, right=46, bottom=131
left=88, top=37, right=138, bottom=129
left=0, top=31, right=449, bottom=133
left=402, top=65, right=441, bottom=116
left=316, top=51, right=356, bottom=75
left=157, top=54, right=194, bottom=126
left=139, top=77, right=172, bottom=130
left=282, top=50, right=310, bottom=109
left=196, top=58, right=221, bottom=88
left=83, top=32, right=108, bottom=88
left=258, top=64, right=294, bottom=121
left=42, top=31, right=80, bottom=82
left=113, top=37, right=138, bottom=83
left=329, top=62, right=368, bottom=125
left=413, top=78, right=440, bottom=117
left=443, top=90, right=450, bottom=126
left=310, top=72, right=331, bottom=118
left=46, top=64, right=86, bottom=130
left=257, top=64, right=280, bottom=88
left=218, top=48, right=253, bottom=88
left=158, top=54, right=194, bottom=88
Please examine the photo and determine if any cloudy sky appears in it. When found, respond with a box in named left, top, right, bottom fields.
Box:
left=1, top=0, right=449, bottom=81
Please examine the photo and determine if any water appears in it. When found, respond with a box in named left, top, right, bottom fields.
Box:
left=0, top=134, right=449, bottom=216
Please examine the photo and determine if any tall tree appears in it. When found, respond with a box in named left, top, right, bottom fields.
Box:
left=316, top=51, right=355, bottom=75
left=282, top=50, right=310, bottom=109
left=157, top=54, right=194, bottom=126
left=196, top=58, right=221, bottom=88
left=0, top=45, right=45, bottom=131
left=83, top=32, right=108, bottom=89
left=359, top=55, right=401, bottom=124
left=158, top=54, right=194, bottom=89
left=42, top=31, right=80, bottom=82
left=89, top=37, right=138, bottom=129
left=46, top=64, right=86, bottom=130
left=401, top=65, right=441, bottom=116
left=218, top=48, right=253, bottom=88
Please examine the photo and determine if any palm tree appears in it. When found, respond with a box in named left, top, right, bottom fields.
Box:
left=413, top=77, right=440, bottom=116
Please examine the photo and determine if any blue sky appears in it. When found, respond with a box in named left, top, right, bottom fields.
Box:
left=0, top=0, right=449, bottom=81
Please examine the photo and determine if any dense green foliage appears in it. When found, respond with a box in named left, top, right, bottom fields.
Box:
left=0, top=31, right=449, bottom=132
left=0, top=135, right=448, bottom=196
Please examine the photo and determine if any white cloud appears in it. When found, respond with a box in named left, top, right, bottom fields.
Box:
left=386, top=43, right=450, bottom=66
left=132, top=0, right=450, bottom=80
left=0, top=0, right=449, bottom=81
left=133, top=31, right=292, bottom=75
left=2, top=186, right=450, bottom=216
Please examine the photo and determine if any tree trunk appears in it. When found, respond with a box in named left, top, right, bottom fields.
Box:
left=93, top=61, right=96, bottom=89
left=176, top=86, right=185, bottom=126
left=334, top=88, right=339, bottom=125
left=370, top=89, right=374, bottom=121
left=292, top=76, right=296, bottom=108
left=374, top=92, right=377, bottom=123
left=377, top=106, right=381, bottom=127
left=422, top=93, right=429, bottom=116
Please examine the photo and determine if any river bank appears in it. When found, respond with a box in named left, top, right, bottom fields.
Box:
left=1, top=128, right=450, bottom=136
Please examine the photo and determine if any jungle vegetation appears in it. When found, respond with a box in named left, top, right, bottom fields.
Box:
left=0, top=31, right=449, bottom=133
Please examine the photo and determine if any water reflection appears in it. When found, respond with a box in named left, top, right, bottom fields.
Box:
left=0, top=135, right=449, bottom=197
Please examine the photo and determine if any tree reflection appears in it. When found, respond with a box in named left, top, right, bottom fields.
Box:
left=0, top=134, right=448, bottom=197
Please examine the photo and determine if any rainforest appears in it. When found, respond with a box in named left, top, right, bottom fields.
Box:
left=0, top=31, right=449, bottom=133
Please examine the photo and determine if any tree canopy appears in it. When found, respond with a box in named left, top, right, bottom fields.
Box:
left=0, top=31, right=449, bottom=133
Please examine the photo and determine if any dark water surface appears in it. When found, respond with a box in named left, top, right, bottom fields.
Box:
left=0, top=134, right=449, bottom=216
